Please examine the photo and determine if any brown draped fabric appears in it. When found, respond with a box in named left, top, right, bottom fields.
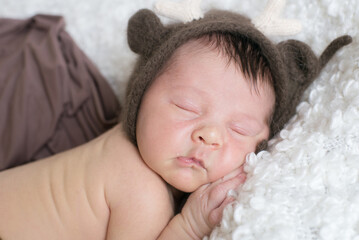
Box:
left=0, top=15, right=121, bottom=170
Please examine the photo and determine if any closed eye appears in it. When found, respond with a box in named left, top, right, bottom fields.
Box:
left=173, top=101, right=200, bottom=115
left=230, top=118, right=263, bottom=137
left=230, top=122, right=259, bottom=137
left=175, top=104, right=198, bottom=115
left=231, top=127, right=250, bottom=136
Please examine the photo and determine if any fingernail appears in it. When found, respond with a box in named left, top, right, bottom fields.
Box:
left=227, top=189, right=237, bottom=198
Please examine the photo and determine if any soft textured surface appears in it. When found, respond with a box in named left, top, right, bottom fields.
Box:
left=1, top=0, right=358, bottom=239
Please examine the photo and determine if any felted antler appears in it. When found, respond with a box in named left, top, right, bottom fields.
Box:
left=253, top=0, right=302, bottom=36
left=155, top=0, right=203, bottom=23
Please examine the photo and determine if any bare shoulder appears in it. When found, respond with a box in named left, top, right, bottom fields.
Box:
left=106, top=178, right=174, bottom=239
left=101, top=125, right=174, bottom=239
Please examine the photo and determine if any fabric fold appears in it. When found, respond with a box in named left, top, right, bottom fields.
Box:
left=0, top=14, right=121, bottom=170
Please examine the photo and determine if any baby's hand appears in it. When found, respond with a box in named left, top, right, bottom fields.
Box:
left=180, top=167, right=246, bottom=239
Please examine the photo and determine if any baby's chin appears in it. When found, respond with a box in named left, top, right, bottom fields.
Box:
left=171, top=181, right=204, bottom=193
left=175, top=185, right=197, bottom=193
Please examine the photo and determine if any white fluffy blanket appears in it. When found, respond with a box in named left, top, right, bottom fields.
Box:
left=2, top=0, right=358, bottom=239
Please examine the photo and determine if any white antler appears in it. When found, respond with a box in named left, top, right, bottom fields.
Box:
left=155, top=0, right=203, bottom=23
left=253, top=0, right=302, bottom=36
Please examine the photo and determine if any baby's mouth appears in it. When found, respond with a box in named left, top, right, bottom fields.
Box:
left=176, top=156, right=206, bottom=170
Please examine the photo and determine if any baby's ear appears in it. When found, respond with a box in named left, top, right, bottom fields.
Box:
left=127, top=9, right=167, bottom=57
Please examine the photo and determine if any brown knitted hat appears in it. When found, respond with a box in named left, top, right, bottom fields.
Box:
left=122, top=1, right=352, bottom=147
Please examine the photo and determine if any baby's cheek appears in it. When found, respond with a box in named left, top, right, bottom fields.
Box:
left=240, top=137, right=260, bottom=154
left=220, top=147, right=247, bottom=174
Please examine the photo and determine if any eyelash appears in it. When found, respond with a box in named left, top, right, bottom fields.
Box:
left=175, top=103, right=199, bottom=114
left=230, top=126, right=250, bottom=137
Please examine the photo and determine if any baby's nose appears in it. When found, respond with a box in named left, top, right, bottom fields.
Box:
left=192, top=125, right=223, bottom=149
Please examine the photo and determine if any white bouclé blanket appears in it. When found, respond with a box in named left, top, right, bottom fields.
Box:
left=1, top=0, right=358, bottom=239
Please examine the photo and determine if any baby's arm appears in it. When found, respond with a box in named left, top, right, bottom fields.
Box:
left=158, top=167, right=246, bottom=239
left=105, top=180, right=175, bottom=239
left=105, top=167, right=245, bottom=240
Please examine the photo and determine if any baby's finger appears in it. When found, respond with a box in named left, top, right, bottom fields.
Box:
left=208, top=196, right=235, bottom=226
left=208, top=166, right=245, bottom=192
left=207, top=174, right=245, bottom=210
left=220, top=165, right=245, bottom=182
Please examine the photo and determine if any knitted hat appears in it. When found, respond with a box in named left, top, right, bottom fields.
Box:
left=122, top=0, right=352, bottom=147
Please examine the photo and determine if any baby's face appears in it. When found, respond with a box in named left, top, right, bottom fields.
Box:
left=136, top=40, right=275, bottom=192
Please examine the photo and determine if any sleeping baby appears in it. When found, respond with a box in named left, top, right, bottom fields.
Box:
left=0, top=1, right=351, bottom=239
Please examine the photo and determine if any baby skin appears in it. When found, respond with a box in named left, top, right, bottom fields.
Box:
left=0, top=39, right=275, bottom=239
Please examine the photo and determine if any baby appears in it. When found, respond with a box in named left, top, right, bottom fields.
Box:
left=0, top=35, right=272, bottom=240
left=0, top=3, right=351, bottom=240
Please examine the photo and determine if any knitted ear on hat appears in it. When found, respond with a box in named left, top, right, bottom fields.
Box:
left=127, top=9, right=167, bottom=58
left=271, top=35, right=352, bottom=136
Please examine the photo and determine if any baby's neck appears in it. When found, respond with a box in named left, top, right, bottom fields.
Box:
left=167, top=185, right=188, bottom=214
